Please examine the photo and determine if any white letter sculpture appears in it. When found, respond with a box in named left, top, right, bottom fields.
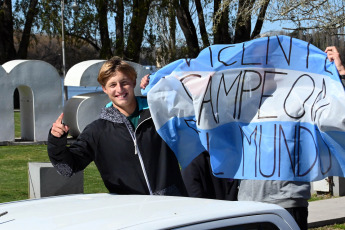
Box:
left=0, top=60, right=62, bottom=142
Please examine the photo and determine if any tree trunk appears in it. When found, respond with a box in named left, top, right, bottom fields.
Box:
left=250, top=0, right=270, bottom=39
left=124, top=0, right=151, bottom=62
left=195, top=0, right=209, bottom=48
left=174, top=0, right=199, bottom=57
left=168, top=2, right=176, bottom=62
left=213, top=0, right=231, bottom=44
left=17, top=0, right=39, bottom=59
left=0, top=0, right=16, bottom=64
left=213, top=0, right=221, bottom=44
left=220, top=3, right=231, bottom=43
left=96, top=0, right=113, bottom=59
left=234, top=0, right=255, bottom=43
left=115, top=0, right=124, bottom=57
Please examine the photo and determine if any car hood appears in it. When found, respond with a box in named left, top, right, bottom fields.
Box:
left=0, top=193, right=294, bottom=229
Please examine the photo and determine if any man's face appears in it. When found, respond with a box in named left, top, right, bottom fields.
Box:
left=102, top=71, right=136, bottom=115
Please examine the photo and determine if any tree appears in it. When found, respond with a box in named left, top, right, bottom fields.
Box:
left=171, top=0, right=273, bottom=58
left=0, top=0, right=16, bottom=64
left=95, top=0, right=112, bottom=58
left=36, top=0, right=153, bottom=62
left=0, top=0, right=39, bottom=64
left=250, top=0, right=270, bottom=39
left=268, top=0, right=345, bottom=36
left=124, top=0, right=152, bottom=62
left=114, top=0, right=124, bottom=57
left=195, top=0, right=209, bottom=47
left=213, top=0, right=232, bottom=44
left=173, top=0, right=200, bottom=58
left=4, top=0, right=345, bottom=68
left=146, top=0, right=179, bottom=65
left=16, top=0, right=39, bottom=58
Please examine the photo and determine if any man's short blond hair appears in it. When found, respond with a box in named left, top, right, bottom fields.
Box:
left=97, top=56, right=137, bottom=86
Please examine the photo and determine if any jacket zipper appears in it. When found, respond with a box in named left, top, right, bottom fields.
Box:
left=125, top=117, right=153, bottom=195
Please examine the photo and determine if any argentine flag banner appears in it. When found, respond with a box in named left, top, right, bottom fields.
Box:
left=142, top=35, right=345, bottom=182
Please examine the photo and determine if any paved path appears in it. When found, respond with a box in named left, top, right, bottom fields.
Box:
left=308, top=196, right=345, bottom=228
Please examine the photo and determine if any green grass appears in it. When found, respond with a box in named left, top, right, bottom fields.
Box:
left=0, top=111, right=108, bottom=202
left=0, top=145, right=107, bottom=203
left=309, top=193, right=334, bottom=202
left=0, top=111, right=107, bottom=203
left=14, top=111, right=21, bottom=138
left=310, top=223, right=345, bottom=230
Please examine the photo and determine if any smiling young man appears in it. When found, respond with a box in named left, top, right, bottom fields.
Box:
left=48, top=57, right=187, bottom=196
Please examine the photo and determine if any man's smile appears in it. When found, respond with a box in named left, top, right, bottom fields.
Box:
left=116, top=93, right=128, bottom=98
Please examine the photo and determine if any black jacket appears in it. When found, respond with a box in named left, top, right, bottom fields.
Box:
left=182, top=151, right=238, bottom=200
left=48, top=98, right=187, bottom=196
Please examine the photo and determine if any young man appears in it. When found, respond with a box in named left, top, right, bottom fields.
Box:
left=48, top=57, right=187, bottom=196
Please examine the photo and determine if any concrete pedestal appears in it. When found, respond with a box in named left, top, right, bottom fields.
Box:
left=311, top=176, right=345, bottom=196
left=332, top=176, right=345, bottom=196
left=28, top=162, right=83, bottom=199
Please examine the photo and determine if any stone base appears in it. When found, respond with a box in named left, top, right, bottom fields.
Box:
left=311, top=176, right=345, bottom=196
left=28, top=162, right=83, bottom=199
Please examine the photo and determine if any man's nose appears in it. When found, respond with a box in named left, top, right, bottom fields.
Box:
left=116, top=84, right=124, bottom=91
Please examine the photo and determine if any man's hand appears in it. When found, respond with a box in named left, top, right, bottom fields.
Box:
left=51, top=113, right=69, bottom=138
left=140, top=74, right=150, bottom=89
left=325, top=46, right=345, bottom=75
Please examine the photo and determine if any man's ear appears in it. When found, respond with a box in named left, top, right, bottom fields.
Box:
left=102, top=85, right=106, bottom=93
left=133, top=80, right=136, bottom=87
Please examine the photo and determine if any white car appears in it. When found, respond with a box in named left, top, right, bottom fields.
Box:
left=0, top=193, right=299, bottom=229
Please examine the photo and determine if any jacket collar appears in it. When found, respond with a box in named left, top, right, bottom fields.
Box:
left=100, top=106, right=126, bottom=124
left=100, top=97, right=149, bottom=124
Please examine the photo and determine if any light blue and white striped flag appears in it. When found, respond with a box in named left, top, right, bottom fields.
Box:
left=142, top=35, right=345, bottom=182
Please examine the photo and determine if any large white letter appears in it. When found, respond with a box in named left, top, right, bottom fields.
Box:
left=0, top=60, right=63, bottom=142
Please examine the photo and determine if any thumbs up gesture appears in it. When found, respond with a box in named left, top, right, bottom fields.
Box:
left=51, top=113, right=69, bottom=138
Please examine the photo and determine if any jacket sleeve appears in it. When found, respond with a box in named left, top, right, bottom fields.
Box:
left=47, top=123, right=97, bottom=177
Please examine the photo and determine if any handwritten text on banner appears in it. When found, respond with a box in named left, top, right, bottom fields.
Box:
left=142, top=35, right=345, bottom=182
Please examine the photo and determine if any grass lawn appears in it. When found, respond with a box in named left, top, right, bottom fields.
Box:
left=14, top=110, right=21, bottom=138
left=0, top=111, right=107, bottom=203
left=0, top=145, right=107, bottom=203
left=311, top=224, right=345, bottom=230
